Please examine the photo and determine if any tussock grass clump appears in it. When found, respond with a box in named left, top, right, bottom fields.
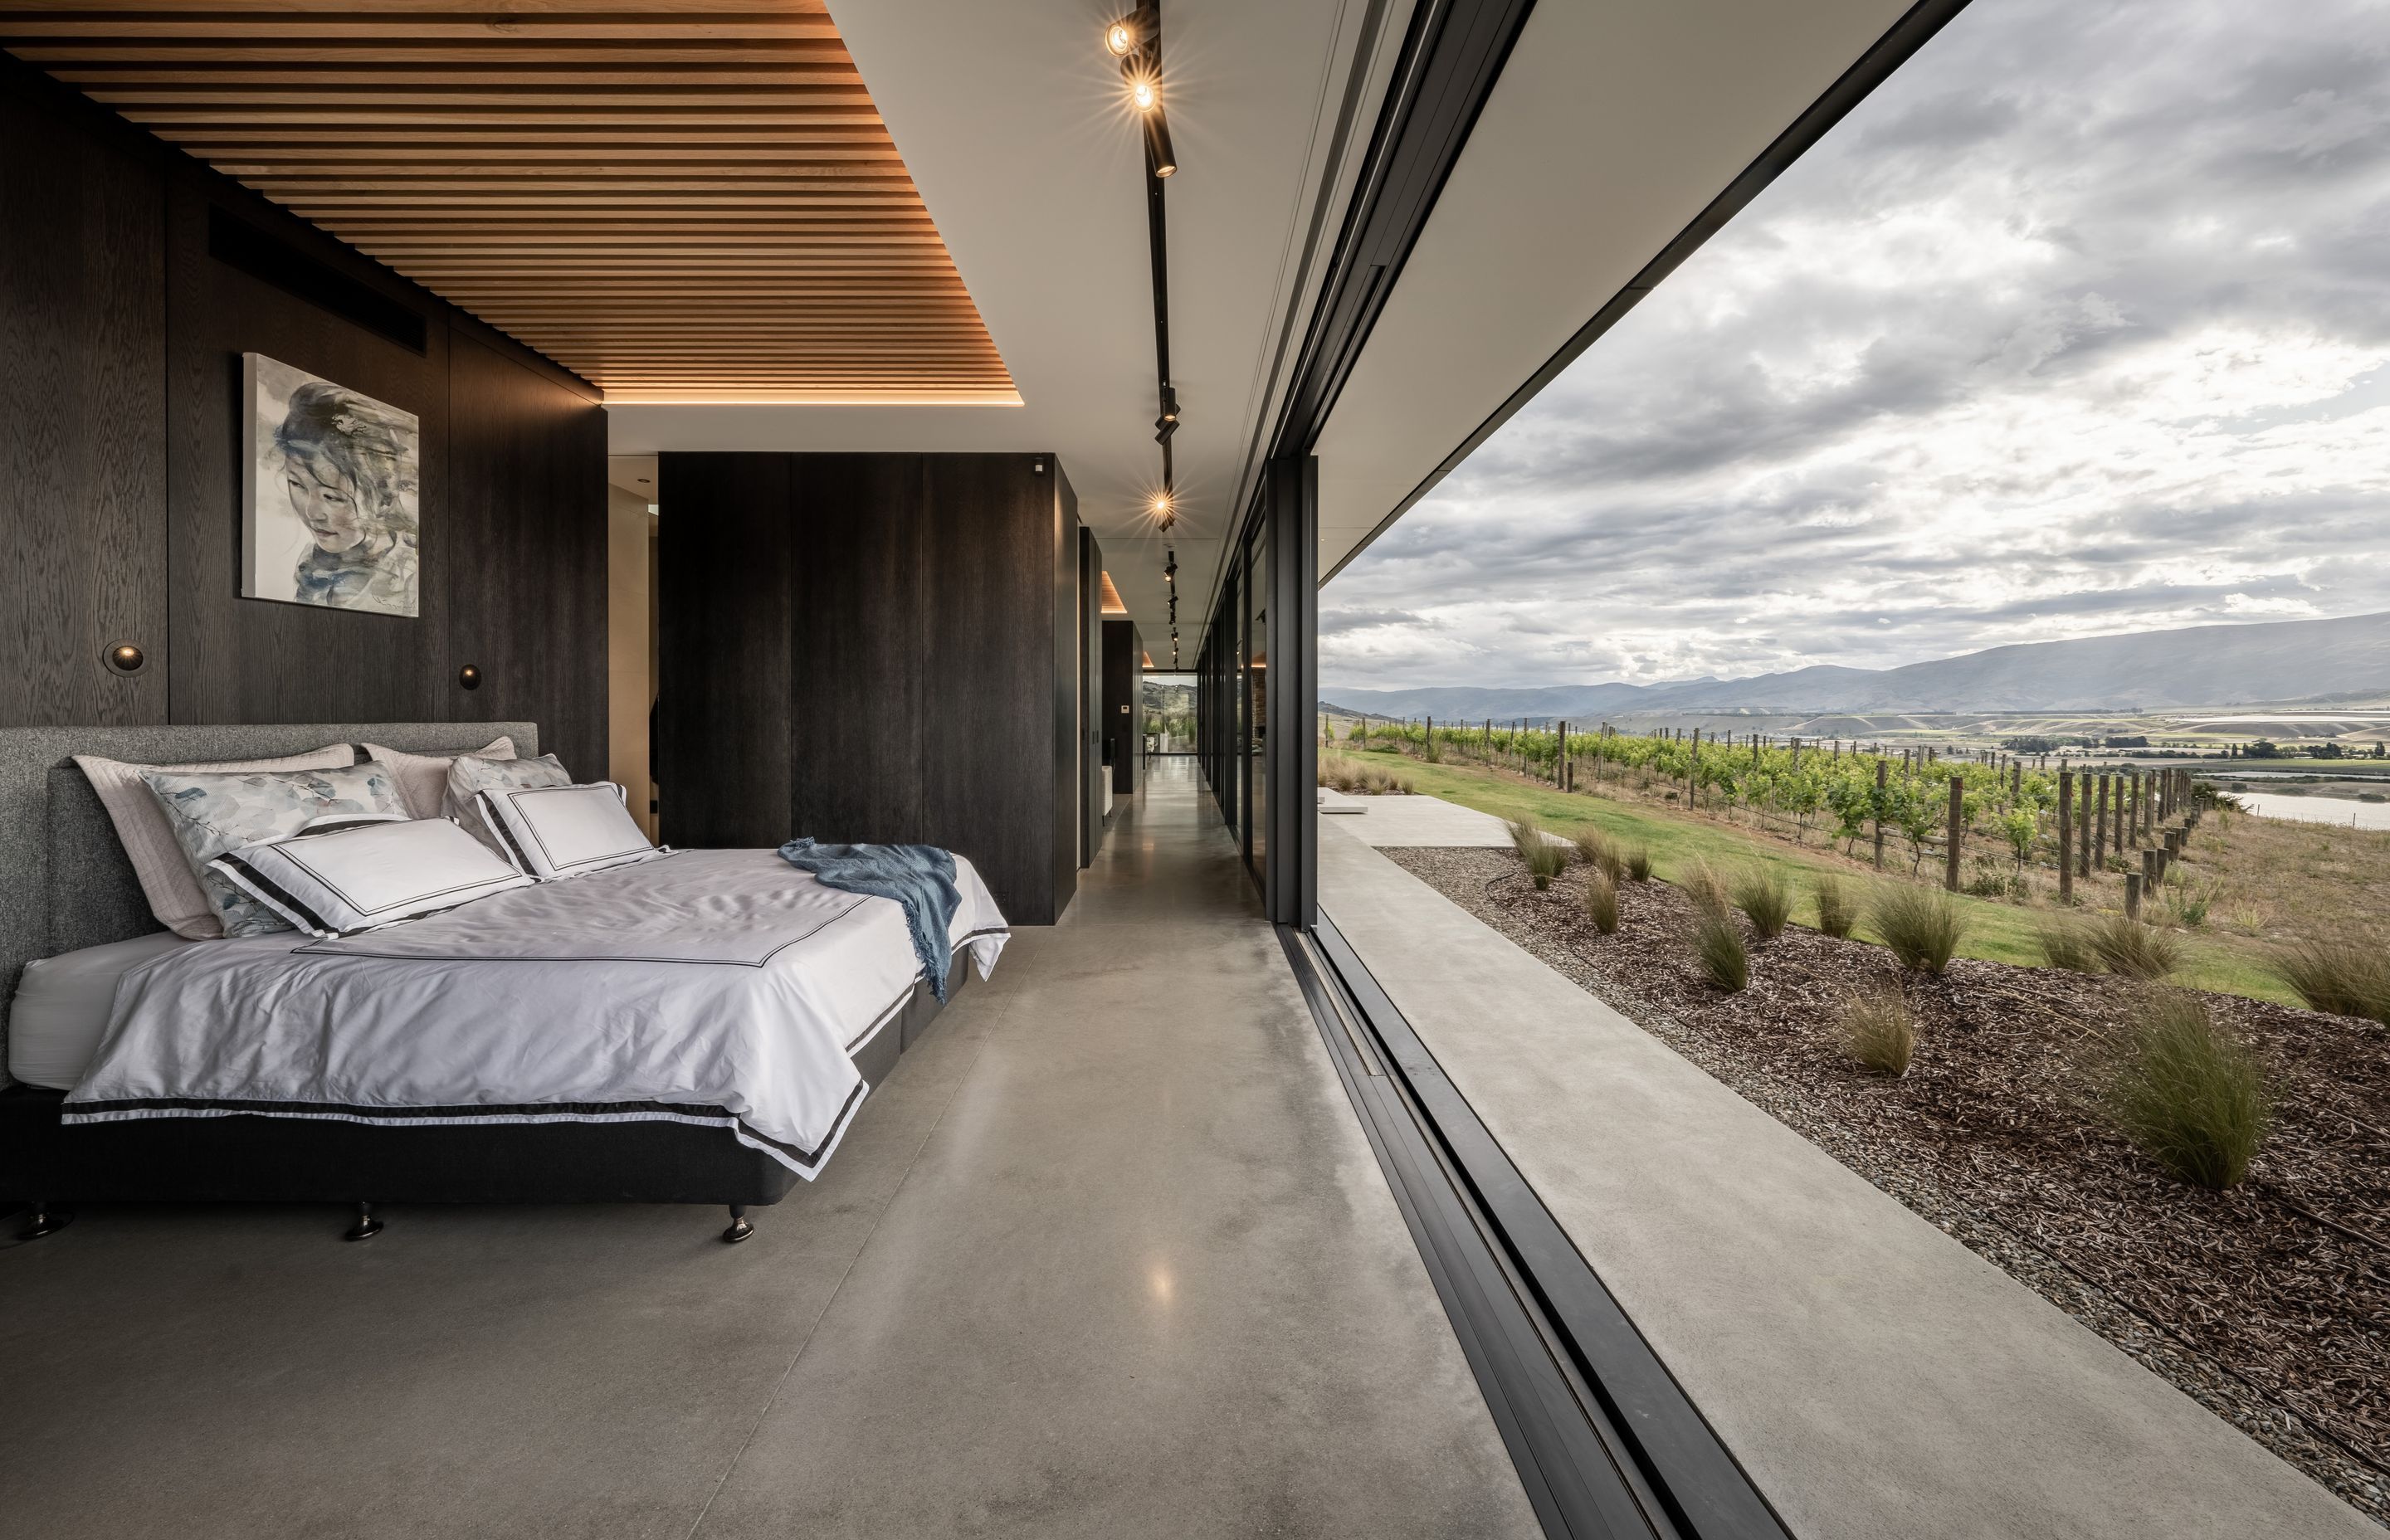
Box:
left=1624, top=846, right=1653, bottom=883
left=2107, top=992, right=2272, bottom=1190
left=2274, top=936, right=2390, bottom=1025
left=1508, top=820, right=1568, bottom=890
left=1871, top=884, right=1966, bottom=975
left=1573, top=828, right=1627, bottom=884
left=2035, top=919, right=2102, bottom=975
left=1812, top=874, right=1856, bottom=940
left=1583, top=870, right=1621, bottom=935
left=1692, top=915, right=1749, bottom=992
left=1681, top=860, right=1732, bottom=922
left=1318, top=753, right=1412, bottom=796
left=2085, top=915, right=2181, bottom=981
left=1731, top=865, right=1793, bottom=941
left=1838, top=982, right=1915, bottom=1076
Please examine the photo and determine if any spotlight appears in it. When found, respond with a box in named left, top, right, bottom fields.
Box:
left=1105, top=17, right=1139, bottom=56
left=1163, top=551, right=1177, bottom=583
left=1129, top=75, right=1158, bottom=112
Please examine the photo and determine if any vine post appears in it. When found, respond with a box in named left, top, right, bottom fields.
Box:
left=2057, top=768, right=2074, bottom=903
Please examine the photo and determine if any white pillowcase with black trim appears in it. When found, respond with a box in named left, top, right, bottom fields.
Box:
left=475, top=782, right=667, bottom=881
left=445, top=752, right=573, bottom=855
left=210, top=814, right=534, bottom=938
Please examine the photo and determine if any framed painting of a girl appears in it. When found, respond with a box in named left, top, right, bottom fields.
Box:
left=240, top=353, right=422, bottom=617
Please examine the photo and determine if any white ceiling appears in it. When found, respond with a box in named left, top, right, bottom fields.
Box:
left=1312, top=0, right=1923, bottom=582
left=604, top=0, right=1397, bottom=663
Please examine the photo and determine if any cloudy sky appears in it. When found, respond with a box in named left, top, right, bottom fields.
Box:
left=1321, top=0, right=2390, bottom=693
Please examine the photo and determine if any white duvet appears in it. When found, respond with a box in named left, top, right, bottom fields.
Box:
left=63, top=848, right=1009, bottom=1177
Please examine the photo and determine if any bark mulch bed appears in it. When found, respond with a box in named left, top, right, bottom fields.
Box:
left=1383, top=846, right=2390, bottom=1528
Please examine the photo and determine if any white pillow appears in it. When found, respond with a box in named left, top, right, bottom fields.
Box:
left=475, top=782, right=665, bottom=880
left=7, top=930, right=193, bottom=1089
left=76, top=743, right=355, bottom=939
left=210, top=816, right=534, bottom=937
left=446, top=752, right=573, bottom=855
left=139, top=762, right=413, bottom=937
left=361, top=736, right=515, bottom=821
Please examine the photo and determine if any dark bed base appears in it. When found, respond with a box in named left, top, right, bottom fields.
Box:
left=1, top=957, right=967, bottom=1240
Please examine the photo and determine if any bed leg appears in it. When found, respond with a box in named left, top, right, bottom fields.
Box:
left=18, top=1201, right=72, bottom=1240
left=721, top=1205, right=754, bottom=1245
left=344, top=1201, right=384, bottom=1242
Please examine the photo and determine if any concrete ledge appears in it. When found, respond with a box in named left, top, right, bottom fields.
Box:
left=1314, top=788, right=1543, bottom=847
left=1320, top=825, right=2373, bottom=1540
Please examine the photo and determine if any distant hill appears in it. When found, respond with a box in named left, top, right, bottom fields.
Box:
left=1323, top=610, right=2390, bottom=720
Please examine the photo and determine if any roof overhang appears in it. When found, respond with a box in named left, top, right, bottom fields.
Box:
left=1311, top=0, right=1945, bottom=583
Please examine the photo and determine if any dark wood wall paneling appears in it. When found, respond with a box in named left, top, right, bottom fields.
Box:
left=654, top=454, right=795, bottom=850
left=0, top=58, right=608, bottom=768
left=1, top=70, right=166, bottom=729
left=164, top=173, right=454, bottom=731
left=1050, top=465, right=1080, bottom=913
left=445, top=333, right=610, bottom=780
left=1103, top=619, right=1141, bottom=796
left=659, top=451, right=1081, bottom=924
left=793, top=455, right=927, bottom=848
left=1079, top=527, right=1104, bottom=859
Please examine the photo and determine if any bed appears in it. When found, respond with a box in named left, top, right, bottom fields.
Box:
left=0, top=722, right=1007, bottom=1242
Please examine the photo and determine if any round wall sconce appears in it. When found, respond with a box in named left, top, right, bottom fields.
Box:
left=457, top=664, right=482, bottom=691
left=102, top=641, right=147, bottom=675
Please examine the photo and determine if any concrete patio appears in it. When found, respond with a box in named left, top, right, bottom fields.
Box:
left=1319, top=811, right=2375, bottom=1540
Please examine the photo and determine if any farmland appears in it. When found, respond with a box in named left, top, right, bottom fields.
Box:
left=1327, top=720, right=2390, bottom=1007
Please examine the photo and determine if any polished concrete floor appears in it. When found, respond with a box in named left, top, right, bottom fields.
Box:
left=0, top=759, right=1536, bottom=1539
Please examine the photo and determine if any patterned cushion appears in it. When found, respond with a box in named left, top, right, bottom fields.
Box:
left=445, top=753, right=573, bottom=855
left=138, top=762, right=412, bottom=937
left=362, top=736, right=515, bottom=821
left=76, top=743, right=357, bottom=939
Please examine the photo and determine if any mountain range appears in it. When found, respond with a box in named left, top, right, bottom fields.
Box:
left=1321, top=609, right=2390, bottom=721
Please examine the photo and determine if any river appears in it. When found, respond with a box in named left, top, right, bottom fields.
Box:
left=2231, top=792, right=2390, bottom=831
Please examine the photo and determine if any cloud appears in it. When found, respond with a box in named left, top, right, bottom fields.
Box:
left=1318, top=607, right=1429, bottom=636
left=1324, top=0, right=2390, bottom=692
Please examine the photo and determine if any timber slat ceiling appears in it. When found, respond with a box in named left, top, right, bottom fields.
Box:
left=2, top=0, right=1018, bottom=401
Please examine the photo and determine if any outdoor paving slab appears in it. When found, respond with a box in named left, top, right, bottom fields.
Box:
left=1319, top=821, right=2377, bottom=1540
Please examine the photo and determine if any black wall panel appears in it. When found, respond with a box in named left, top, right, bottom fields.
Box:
left=164, top=177, right=452, bottom=730
left=0, top=58, right=608, bottom=763
left=1049, top=465, right=1080, bottom=914
left=658, top=451, right=1078, bottom=924
left=656, top=453, right=795, bottom=850
left=446, top=332, right=610, bottom=781
left=1103, top=619, right=1141, bottom=795
left=924, top=454, right=1072, bottom=924
left=791, top=455, right=926, bottom=849
left=0, top=70, right=168, bottom=729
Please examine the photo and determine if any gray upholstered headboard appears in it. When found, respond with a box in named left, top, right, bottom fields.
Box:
left=0, top=722, right=537, bottom=1073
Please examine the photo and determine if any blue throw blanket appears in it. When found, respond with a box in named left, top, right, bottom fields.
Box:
left=777, top=837, right=963, bottom=1001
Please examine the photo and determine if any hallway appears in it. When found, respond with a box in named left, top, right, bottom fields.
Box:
left=0, top=761, right=1535, bottom=1538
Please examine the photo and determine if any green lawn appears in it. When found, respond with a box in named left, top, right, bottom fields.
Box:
left=1371, top=753, right=2294, bottom=1005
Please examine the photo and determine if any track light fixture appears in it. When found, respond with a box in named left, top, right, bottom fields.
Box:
left=1110, top=2, right=1183, bottom=580
left=1163, top=549, right=1177, bottom=583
